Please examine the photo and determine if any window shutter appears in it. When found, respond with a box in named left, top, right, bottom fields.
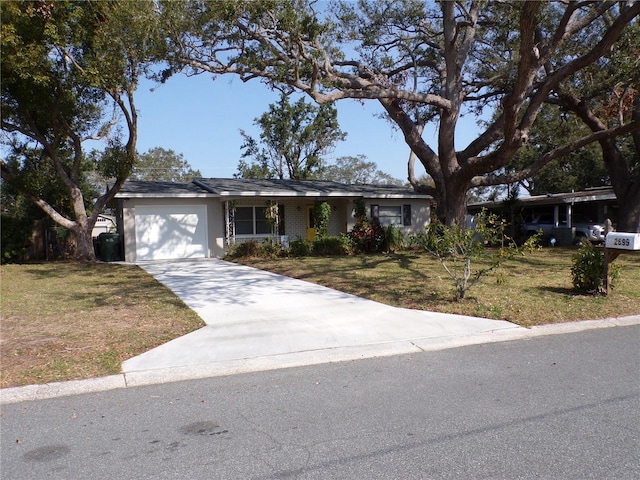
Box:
left=371, top=204, right=379, bottom=220
left=278, top=205, right=285, bottom=235
left=403, top=204, right=411, bottom=226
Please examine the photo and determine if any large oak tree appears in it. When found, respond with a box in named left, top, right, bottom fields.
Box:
left=1, top=0, right=156, bottom=259
left=503, top=12, right=640, bottom=231
left=159, top=0, right=639, bottom=226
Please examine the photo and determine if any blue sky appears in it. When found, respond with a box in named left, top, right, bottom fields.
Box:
left=134, top=72, right=484, bottom=183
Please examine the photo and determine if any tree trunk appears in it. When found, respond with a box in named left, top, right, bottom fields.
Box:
left=594, top=135, right=640, bottom=232
left=615, top=182, right=640, bottom=233
left=73, top=227, right=97, bottom=261
left=434, top=174, right=471, bottom=226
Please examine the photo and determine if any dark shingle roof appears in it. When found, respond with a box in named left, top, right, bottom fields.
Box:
left=194, top=178, right=429, bottom=198
left=115, top=178, right=431, bottom=199
left=115, top=181, right=210, bottom=196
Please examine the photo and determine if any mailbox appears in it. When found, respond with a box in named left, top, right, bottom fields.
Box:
left=605, top=232, right=640, bottom=250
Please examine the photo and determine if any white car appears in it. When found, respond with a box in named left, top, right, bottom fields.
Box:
left=522, top=213, right=605, bottom=243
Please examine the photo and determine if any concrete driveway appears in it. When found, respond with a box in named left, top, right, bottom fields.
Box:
left=122, top=258, right=525, bottom=384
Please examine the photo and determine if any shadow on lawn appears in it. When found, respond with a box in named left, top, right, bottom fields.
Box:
left=537, top=285, right=586, bottom=297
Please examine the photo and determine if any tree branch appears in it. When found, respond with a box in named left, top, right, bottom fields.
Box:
left=471, top=119, right=640, bottom=187
left=0, top=160, right=77, bottom=230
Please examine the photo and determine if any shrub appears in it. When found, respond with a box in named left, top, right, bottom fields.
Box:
left=571, top=241, right=620, bottom=293
left=313, top=235, right=350, bottom=256
left=258, top=239, right=281, bottom=259
left=348, top=199, right=385, bottom=253
left=226, top=240, right=260, bottom=259
left=226, top=239, right=282, bottom=259
left=348, top=219, right=385, bottom=253
left=382, top=225, right=406, bottom=253
left=313, top=201, right=331, bottom=238
left=288, top=238, right=312, bottom=257
left=1, top=214, right=32, bottom=264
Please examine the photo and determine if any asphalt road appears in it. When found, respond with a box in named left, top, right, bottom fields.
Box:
left=2, top=325, right=639, bottom=479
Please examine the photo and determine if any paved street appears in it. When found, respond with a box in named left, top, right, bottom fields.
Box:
left=2, top=325, right=639, bottom=479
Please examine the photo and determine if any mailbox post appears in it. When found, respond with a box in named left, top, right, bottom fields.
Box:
left=604, top=232, right=640, bottom=295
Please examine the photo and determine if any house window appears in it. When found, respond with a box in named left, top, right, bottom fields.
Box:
left=371, top=205, right=412, bottom=226
left=378, top=206, right=402, bottom=226
left=235, top=206, right=271, bottom=235
left=403, top=204, right=411, bottom=226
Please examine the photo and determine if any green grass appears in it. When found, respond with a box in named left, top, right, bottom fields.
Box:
left=1, top=262, right=204, bottom=388
left=235, top=247, right=640, bottom=327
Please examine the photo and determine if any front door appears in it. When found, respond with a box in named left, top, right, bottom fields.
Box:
left=306, top=205, right=315, bottom=241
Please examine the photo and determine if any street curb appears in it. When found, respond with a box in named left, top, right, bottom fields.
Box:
left=2, top=315, right=638, bottom=405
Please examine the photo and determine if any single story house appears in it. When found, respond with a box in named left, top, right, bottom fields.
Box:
left=467, top=186, right=619, bottom=245
left=113, top=178, right=433, bottom=261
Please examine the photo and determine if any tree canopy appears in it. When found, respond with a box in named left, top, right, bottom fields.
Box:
left=159, top=0, right=639, bottom=226
left=508, top=18, right=640, bottom=230
left=235, top=93, right=346, bottom=179
left=323, top=155, right=401, bottom=185
left=511, top=105, right=610, bottom=196
left=1, top=0, right=157, bottom=259
left=131, top=147, right=202, bottom=182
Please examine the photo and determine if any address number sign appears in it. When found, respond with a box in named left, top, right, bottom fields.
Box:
left=605, top=232, right=640, bottom=251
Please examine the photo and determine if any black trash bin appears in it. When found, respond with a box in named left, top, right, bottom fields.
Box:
left=98, top=233, right=121, bottom=262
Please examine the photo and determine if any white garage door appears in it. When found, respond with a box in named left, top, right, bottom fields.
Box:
left=135, top=205, right=208, bottom=261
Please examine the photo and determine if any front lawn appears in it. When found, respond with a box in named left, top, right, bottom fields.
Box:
left=235, top=247, right=640, bottom=327
left=1, top=248, right=638, bottom=389
left=1, top=263, right=204, bottom=388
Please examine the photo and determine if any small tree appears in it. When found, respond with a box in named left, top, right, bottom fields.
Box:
left=412, top=211, right=539, bottom=301
left=236, top=93, right=346, bottom=179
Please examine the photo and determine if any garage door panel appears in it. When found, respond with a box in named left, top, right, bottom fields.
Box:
left=135, top=206, right=208, bottom=261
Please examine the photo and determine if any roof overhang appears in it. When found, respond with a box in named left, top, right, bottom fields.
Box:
left=468, top=188, right=616, bottom=209
left=215, top=191, right=430, bottom=199
left=116, top=192, right=215, bottom=199
left=114, top=179, right=432, bottom=201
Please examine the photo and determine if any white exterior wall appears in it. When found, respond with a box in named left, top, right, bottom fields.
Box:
left=345, top=198, right=431, bottom=234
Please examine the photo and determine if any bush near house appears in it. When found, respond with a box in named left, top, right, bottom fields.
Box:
left=288, top=238, right=313, bottom=257
left=313, top=235, right=351, bottom=256
left=348, top=199, right=386, bottom=253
